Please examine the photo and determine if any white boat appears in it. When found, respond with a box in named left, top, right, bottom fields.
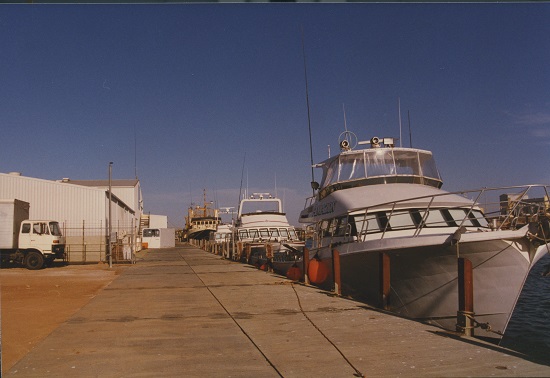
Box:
left=299, top=133, right=550, bottom=339
left=210, top=223, right=234, bottom=244
left=235, top=193, right=304, bottom=275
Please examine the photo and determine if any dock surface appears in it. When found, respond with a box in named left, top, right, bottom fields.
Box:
left=7, top=244, right=550, bottom=377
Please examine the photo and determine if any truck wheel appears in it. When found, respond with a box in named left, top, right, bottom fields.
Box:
left=25, top=251, right=44, bottom=270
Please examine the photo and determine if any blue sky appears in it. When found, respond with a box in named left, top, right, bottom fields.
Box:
left=1, top=4, right=549, bottom=227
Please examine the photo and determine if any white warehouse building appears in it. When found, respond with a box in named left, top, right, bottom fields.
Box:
left=0, top=171, right=144, bottom=263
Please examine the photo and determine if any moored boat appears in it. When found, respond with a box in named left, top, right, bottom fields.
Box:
left=184, top=189, right=221, bottom=241
left=300, top=132, right=550, bottom=339
left=234, top=193, right=304, bottom=275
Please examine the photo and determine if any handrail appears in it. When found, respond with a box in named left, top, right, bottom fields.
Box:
left=310, top=184, right=550, bottom=246
left=497, top=186, right=531, bottom=231
left=413, top=196, right=435, bottom=237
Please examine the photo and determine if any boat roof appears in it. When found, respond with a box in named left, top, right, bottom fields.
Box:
left=237, top=193, right=283, bottom=217
left=313, top=145, right=443, bottom=201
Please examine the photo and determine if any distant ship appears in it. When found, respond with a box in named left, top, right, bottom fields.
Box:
left=299, top=131, right=550, bottom=339
left=184, top=190, right=221, bottom=241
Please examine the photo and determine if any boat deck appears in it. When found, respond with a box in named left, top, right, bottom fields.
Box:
left=7, top=243, right=550, bottom=377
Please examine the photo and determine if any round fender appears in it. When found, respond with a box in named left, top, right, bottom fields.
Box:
left=308, top=257, right=329, bottom=284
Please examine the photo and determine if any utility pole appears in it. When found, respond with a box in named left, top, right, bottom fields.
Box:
left=108, top=162, right=113, bottom=268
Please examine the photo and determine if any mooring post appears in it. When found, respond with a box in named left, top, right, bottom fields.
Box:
left=303, top=247, right=310, bottom=285
left=379, top=252, right=390, bottom=310
left=457, top=257, right=474, bottom=336
left=333, top=249, right=342, bottom=295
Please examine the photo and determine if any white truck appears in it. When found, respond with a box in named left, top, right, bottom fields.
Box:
left=0, top=199, right=66, bottom=270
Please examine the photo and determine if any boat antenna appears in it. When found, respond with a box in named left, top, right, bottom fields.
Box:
left=274, top=173, right=277, bottom=199
left=301, top=25, right=315, bottom=195
left=134, top=125, right=138, bottom=179
left=238, top=153, right=246, bottom=204
left=343, top=103, right=348, bottom=133
left=398, top=97, right=402, bottom=147
left=408, top=110, right=413, bottom=148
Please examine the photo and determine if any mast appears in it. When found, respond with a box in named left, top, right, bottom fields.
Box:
left=301, top=26, right=315, bottom=194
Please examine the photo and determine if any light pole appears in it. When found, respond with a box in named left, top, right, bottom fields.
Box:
left=108, top=162, right=113, bottom=268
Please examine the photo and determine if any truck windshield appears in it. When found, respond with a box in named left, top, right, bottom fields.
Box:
left=49, top=222, right=62, bottom=236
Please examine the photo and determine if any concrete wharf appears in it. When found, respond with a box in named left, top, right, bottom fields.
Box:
left=7, top=244, right=550, bottom=377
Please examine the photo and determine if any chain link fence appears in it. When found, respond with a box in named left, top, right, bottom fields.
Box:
left=61, top=220, right=138, bottom=264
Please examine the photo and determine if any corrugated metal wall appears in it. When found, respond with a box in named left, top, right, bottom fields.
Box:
left=0, top=172, right=137, bottom=238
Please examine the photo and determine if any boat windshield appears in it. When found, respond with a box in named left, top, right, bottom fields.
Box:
left=320, top=148, right=442, bottom=191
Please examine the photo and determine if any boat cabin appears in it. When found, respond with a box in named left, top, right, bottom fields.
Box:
left=315, top=139, right=442, bottom=200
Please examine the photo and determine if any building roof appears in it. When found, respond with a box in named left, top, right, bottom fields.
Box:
left=60, top=179, right=139, bottom=188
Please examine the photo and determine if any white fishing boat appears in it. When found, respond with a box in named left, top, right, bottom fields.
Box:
left=234, top=193, right=304, bottom=275
left=300, top=132, right=550, bottom=339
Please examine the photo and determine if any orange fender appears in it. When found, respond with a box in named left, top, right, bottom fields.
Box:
left=308, top=257, right=329, bottom=284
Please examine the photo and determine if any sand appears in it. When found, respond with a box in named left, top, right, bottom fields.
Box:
left=1, top=262, right=124, bottom=374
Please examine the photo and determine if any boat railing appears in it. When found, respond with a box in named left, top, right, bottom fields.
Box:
left=313, top=184, right=550, bottom=245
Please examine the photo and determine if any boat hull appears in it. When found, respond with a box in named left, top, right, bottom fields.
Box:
left=310, top=237, right=540, bottom=338
left=247, top=243, right=304, bottom=276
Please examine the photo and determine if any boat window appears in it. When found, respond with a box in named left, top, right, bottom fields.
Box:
left=377, top=212, right=390, bottom=231
left=419, top=152, right=441, bottom=181
left=288, top=229, right=298, bottom=239
left=322, top=161, right=338, bottom=188
left=448, top=209, right=475, bottom=227
left=424, top=210, right=448, bottom=227
left=249, top=229, right=259, bottom=239
left=269, top=228, right=280, bottom=237
left=320, top=219, right=331, bottom=237
left=366, top=150, right=395, bottom=177
left=394, top=150, right=421, bottom=176
left=334, top=216, right=350, bottom=236
left=440, top=210, right=458, bottom=226
left=410, top=209, right=424, bottom=225
left=388, top=211, right=416, bottom=230
left=338, top=153, right=366, bottom=182
left=260, top=228, right=270, bottom=237
left=470, top=210, right=489, bottom=228
left=328, top=218, right=339, bottom=236
left=353, top=213, right=381, bottom=235
left=279, top=228, right=290, bottom=238
left=239, top=229, right=248, bottom=239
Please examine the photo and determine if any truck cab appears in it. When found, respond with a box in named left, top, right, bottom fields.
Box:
left=18, top=220, right=66, bottom=269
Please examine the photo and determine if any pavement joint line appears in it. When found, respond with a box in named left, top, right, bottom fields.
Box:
left=290, top=282, right=366, bottom=378
left=183, top=254, right=285, bottom=377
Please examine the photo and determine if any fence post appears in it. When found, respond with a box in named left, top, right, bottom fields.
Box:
left=82, top=219, right=86, bottom=264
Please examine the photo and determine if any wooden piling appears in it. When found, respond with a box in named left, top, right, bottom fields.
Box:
left=303, top=247, right=310, bottom=285
left=379, top=252, right=390, bottom=310
left=333, top=249, right=341, bottom=295
left=457, top=257, right=474, bottom=336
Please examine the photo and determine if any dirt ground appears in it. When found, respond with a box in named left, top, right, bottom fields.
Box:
left=1, top=262, right=126, bottom=374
